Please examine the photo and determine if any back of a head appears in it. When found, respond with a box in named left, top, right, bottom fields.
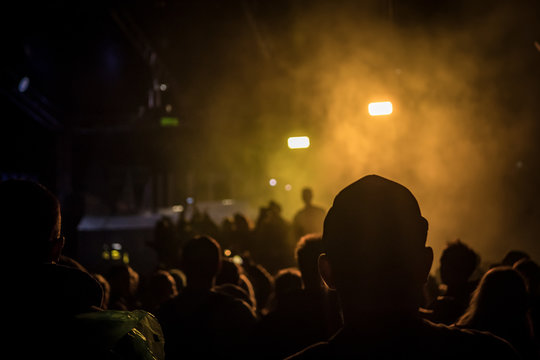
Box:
left=439, top=240, right=480, bottom=286
left=181, top=235, right=222, bottom=284
left=322, top=175, right=429, bottom=306
left=106, top=263, right=139, bottom=297
left=459, top=267, right=528, bottom=328
left=274, top=268, right=303, bottom=301
left=216, top=258, right=241, bottom=286
left=302, top=187, right=313, bottom=205
left=233, top=213, right=251, bottom=232
left=169, top=268, right=187, bottom=292
left=152, top=270, right=178, bottom=297
left=295, top=233, right=324, bottom=290
left=502, top=250, right=530, bottom=267
left=513, top=258, right=540, bottom=296
left=154, top=216, right=176, bottom=242
left=244, top=263, right=274, bottom=313
left=0, top=179, right=61, bottom=262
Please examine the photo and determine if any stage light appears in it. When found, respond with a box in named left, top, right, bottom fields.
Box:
left=18, top=76, right=29, bottom=93
left=232, top=255, right=243, bottom=265
left=111, top=250, right=121, bottom=260
left=160, top=83, right=168, bottom=91
left=368, top=101, right=393, bottom=116
left=285, top=184, right=292, bottom=191
left=269, top=178, right=277, bottom=186
left=288, top=136, right=310, bottom=149
left=186, top=197, right=194, bottom=204
left=111, top=243, right=122, bottom=250
left=172, top=205, right=184, bottom=212
left=224, top=249, right=232, bottom=257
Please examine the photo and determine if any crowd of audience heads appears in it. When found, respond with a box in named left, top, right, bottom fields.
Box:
left=2, top=177, right=539, bottom=359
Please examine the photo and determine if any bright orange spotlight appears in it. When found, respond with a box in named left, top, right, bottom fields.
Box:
left=368, top=101, right=393, bottom=116
left=288, top=136, right=310, bottom=149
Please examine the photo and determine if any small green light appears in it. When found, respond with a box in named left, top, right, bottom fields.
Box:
left=160, top=117, right=179, bottom=127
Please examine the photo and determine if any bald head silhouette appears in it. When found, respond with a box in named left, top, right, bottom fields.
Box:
left=288, top=175, right=519, bottom=360
left=319, top=175, right=432, bottom=319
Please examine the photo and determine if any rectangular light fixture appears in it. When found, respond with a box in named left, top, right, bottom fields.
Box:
left=288, top=136, right=310, bottom=149
left=368, top=101, right=393, bottom=116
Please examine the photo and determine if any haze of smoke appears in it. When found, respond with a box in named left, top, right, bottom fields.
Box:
left=189, top=2, right=539, bottom=265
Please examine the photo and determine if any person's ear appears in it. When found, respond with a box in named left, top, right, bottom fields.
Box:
left=50, top=235, right=65, bottom=263
left=318, top=253, right=336, bottom=290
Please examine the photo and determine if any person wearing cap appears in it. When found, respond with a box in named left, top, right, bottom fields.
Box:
left=287, top=175, right=519, bottom=359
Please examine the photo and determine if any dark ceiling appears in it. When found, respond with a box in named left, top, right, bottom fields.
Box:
left=3, top=0, right=514, bottom=131
left=1, top=0, right=539, bottom=202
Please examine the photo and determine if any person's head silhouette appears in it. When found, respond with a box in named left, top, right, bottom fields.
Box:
left=302, top=187, right=314, bottom=206
left=0, top=179, right=64, bottom=263
left=439, top=239, right=480, bottom=290
left=318, top=175, right=432, bottom=321
left=458, top=267, right=529, bottom=328
left=181, top=235, right=222, bottom=290
left=457, top=266, right=535, bottom=359
left=295, top=233, right=324, bottom=291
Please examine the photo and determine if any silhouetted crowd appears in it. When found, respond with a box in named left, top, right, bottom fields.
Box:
left=2, top=177, right=539, bottom=359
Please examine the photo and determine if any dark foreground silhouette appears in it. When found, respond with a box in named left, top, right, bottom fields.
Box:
left=286, top=175, right=519, bottom=359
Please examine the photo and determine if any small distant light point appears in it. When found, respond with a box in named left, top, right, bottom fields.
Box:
left=284, top=184, right=292, bottom=191
left=269, top=178, right=277, bottom=186
left=186, top=197, right=194, bottom=204
left=224, top=249, right=232, bottom=257
left=160, top=83, right=168, bottom=91
left=172, top=205, right=184, bottom=212
left=18, top=76, right=30, bottom=93
left=232, top=255, right=243, bottom=265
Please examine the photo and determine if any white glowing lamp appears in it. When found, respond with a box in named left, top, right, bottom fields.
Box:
left=288, top=136, right=310, bottom=149
left=368, top=101, right=393, bottom=116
